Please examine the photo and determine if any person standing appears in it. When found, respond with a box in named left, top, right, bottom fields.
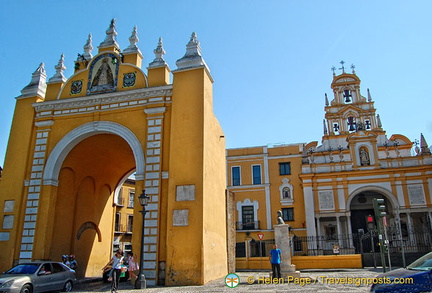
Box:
left=104, top=249, right=124, bottom=293
left=269, top=244, right=282, bottom=279
left=125, top=251, right=138, bottom=281
left=69, top=255, right=78, bottom=270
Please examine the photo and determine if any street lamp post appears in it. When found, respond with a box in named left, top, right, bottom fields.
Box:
left=135, top=189, right=150, bottom=289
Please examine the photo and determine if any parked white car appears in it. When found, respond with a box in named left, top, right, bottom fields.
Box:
left=0, top=262, right=76, bottom=293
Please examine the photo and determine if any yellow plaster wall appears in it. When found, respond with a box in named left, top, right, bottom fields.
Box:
left=267, top=147, right=305, bottom=230
left=165, top=67, right=227, bottom=285
left=202, top=71, right=228, bottom=283
left=0, top=96, right=41, bottom=270
left=147, top=66, right=171, bottom=87
left=166, top=68, right=205, bottom=285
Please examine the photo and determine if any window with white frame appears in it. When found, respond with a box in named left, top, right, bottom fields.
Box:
left=236, top=199, right=259, bottom=230
left=128, top=190, right=135, bottom=208
left=252, top=165, right=261, bottom=185
left=279, top=178, right=294, bottom=205
left=232, top=166, right=241, bottom=186
left=127, top=214, right=133, bottom=232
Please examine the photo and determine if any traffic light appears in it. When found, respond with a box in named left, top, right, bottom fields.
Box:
left=373, top=198, right=388, bottom=273
left=367, top=214, right=375, bottom=231
left=373, top=198, right=386, bottom=219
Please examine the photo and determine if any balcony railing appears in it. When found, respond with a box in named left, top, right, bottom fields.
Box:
left=236, top=221, right=260, bottom=230
left=115, top=224, right=125, bottom=233
left=114, top=224, right=134, bottom=233
left=115, top=197, right=125, bottom=207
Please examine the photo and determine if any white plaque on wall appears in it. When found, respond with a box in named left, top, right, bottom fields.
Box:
left=2, top=215, right=14, bottom=229
left=408, top=185, right=426, bottom=205
left=176, top=185, right=195, bottom=201
left=173, top=209, right=189, bottom=226
left=3, top=200, right=14, bottom=213
left=318, top=190, right=335, bottom=210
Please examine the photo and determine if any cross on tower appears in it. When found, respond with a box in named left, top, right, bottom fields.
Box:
left=339, top=60, right=345, bottom=73
left=331, top=66, right=336, bottom=75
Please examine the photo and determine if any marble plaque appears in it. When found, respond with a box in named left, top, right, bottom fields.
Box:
left=173, top=209, right=189, bottom=226
left=3, top=200, right=14, bottom=212
left=318, top=190, right=335, bottom=210
left=408, top=185, right=425, bottom=205
left=0, top=232, right=10, bottom=241
left=176, top=185, right=195, bottom=201
left=2, top=215, right=14, bottom=229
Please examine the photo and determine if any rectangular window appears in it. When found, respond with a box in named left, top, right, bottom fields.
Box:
left=128, top=191, right=135, bottom=208
left=282, top=208, right=294, bottom=221
left=127, top=215, right=133, bottom=232
left=232, top=166, right=241, bottom=186
left=252, top=165, right=261, bottom=185
left=279, top=162, right=291, bottom=175
left=241, top=206, right=255, bottom=229
left=115, top=213, right=121, bottom=231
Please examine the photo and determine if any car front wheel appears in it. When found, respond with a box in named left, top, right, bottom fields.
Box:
left=62, top=280, right=73, bottom=292
left=20, top=284, right=33, bottom=293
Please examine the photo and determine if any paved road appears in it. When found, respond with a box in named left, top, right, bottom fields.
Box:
left=73, top=268, right=385, bottom=292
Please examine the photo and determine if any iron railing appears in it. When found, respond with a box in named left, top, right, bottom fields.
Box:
left=236, top=221, right=260, bottom=230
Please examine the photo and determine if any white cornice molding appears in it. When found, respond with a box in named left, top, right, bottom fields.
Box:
left=32, top=85, right=172, bottom=113
left=144, top=107, right=166, bottom=115
left=35, top=120, right=54, bottom=127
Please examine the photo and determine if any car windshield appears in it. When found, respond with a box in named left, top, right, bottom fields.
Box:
left=407, top=252, right=432, bottom=271
left=5, top=264, right=40, bottom=275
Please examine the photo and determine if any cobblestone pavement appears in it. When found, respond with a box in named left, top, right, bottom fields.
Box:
left=73, top=268, right=386, bottom=292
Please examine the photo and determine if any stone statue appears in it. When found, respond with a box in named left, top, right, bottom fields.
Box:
left=277, top=210, right=285, bottom=225
left=360, top=148, right=370, bottom=166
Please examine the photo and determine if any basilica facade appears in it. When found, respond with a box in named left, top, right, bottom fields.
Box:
left=227, top=66, right=432, bottom=265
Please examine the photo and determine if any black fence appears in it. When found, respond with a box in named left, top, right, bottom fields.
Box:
left=236, top=227, right=432, bottom=262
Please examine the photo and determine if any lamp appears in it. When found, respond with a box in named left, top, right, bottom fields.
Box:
left=138, top=189, right=150, bottom=207
left=135, top=189, right=150, bottom=289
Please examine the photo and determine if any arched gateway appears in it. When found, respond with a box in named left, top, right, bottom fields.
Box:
left=0, top=21, right=228, bottom=286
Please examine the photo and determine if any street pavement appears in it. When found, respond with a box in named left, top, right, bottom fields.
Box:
left=73, top=268, right=386, bottom=292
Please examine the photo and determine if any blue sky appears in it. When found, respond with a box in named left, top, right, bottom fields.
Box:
left=1, top=1, right=431, bottom=166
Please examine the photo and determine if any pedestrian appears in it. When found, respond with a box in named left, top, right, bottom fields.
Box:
left=69, top=255, right=78, bottom=270
left=269, top=244, right=282, bottom=279
left=62, top=255, right=70, bottom=268
left=333, top=243, right=340, bottom=255
left=103, top=249, right=124, bottom=293
left=126, top=251, right=139, bottom=281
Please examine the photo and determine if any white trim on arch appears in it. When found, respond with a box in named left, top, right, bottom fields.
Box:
left=43, top=121, right=145, bottom=185
left=346, top=185, right=399, bottom=211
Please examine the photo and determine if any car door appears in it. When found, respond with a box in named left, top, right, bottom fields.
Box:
left=32, top=263, right=55, bottom=292
left=50, top=262, right=68, bottom=290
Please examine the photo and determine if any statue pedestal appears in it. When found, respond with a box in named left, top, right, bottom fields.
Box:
left=274, top=224, right=300, bottom=278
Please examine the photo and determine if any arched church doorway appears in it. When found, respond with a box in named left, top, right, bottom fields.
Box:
left=49, top=133, right=136, bottom=277
left=350, top=191, right=393, bottom=237
left=349, top=190, right=394, bottom=260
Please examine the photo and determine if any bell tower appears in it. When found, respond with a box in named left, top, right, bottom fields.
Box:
left=324, top=62, right=383, bottom=138
left=318, top=61, right=393, bottom=169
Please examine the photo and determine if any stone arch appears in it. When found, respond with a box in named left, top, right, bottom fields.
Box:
left=43, top=121, right=145, bottom=185
left=76, top=221, right=102, bottom=242
left=347, top=185, right=399, bottom=211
